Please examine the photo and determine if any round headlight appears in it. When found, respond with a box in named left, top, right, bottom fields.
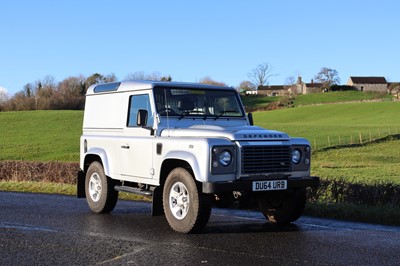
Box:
left=219, top=151, right=232, bottom=166
left=292, top=149, right=301, bottom=164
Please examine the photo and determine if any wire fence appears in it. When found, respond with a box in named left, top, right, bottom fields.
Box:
left=312, top=126, right=400, bottom=151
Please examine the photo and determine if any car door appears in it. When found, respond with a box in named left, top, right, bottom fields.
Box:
left=119, top=93, right=155, bottom=180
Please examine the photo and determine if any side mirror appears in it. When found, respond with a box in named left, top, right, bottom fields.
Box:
left=137, top=109, right=148, bottom=127
left=248, top=112, right=254, bottom=126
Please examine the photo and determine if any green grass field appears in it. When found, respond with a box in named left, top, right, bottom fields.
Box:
left=293, top=91, right=393, bottom=106
left=253, top=101, right=400, bottom=150
left=312, top=137, right=400, bottom=184
left=0, top=110, right=82, bottom=161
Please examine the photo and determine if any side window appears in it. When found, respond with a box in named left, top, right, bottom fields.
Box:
left=127, top=94, right=154, bottom=127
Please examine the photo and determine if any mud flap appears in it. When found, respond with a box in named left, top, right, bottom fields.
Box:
left=152, top=185, right=164, bottom=216
left=77, top=170, right=86, bottom=198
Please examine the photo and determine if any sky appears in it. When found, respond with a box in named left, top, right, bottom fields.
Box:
left=1, top=0, right=400, bottom=95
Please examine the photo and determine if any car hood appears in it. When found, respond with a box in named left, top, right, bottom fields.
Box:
left=161, top=125, right=290, bottom=141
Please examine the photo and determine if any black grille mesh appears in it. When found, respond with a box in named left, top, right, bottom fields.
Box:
left=241, top=145, right=291, bottom=174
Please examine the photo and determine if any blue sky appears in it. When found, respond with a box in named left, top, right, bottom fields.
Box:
left=1, top=0, right=399, bottom=95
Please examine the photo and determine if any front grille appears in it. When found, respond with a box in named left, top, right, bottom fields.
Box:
left=241, top=145, right=291, bottom=175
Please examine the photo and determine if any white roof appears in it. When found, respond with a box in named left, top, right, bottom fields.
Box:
left=86, top=80, right=234, bottom=95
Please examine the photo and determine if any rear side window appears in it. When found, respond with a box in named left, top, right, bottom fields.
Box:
left=127, top=94, right=154, bottom=127
left=93, top=82, right=121, bottom=93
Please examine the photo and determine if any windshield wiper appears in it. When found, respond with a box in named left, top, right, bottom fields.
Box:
left=178, top=111, right=190, bottom=120
left=179, top=110, right=208, bottom=120
left=214, top=110, right=237, bottom=120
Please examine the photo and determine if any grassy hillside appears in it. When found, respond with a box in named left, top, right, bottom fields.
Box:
left=312, top=136, right=400, bottom=184
left=253, top=101, right=400, bottom=149
left=0, top=110, right=82, bottom=161
left=293, top=91, right=393, bottom=106
left=241, top=91, right=393, bottom=111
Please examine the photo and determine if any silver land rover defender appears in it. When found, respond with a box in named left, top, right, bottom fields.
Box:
left=77, top=80, right=319, bottom=233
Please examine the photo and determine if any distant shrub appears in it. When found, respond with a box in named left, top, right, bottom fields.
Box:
left=330, top=85, right=357, bottom=92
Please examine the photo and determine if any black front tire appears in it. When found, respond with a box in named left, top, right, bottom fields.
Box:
left=85, top=161, right=119, bottom=213
left=163, top=167, right=211, bottom=233
left=258, top=188, right=307, bottom=224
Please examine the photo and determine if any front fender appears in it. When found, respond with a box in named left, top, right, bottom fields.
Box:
left=163, top=150, right=205, bottom=182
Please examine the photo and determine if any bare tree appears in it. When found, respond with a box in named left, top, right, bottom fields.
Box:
left=125, top=71, right=172, bottom=81
left=125, top=71, right=146, bottom=80
left=238, top=80, right=255, bottom=92
left=198, top=76, right=227, bottom=86
left=389, top=82, right=400, bottom=98
left=313, top=67, right=340, bottom=90
left=284, top=76, right=297, bottom=94
left=34, top=75, right=57, bottom=109
left=56, top=75, right=86, bottom=109
left=0, top=87, right=8, bottom=104
left=248, top=63, right=274, bottom=89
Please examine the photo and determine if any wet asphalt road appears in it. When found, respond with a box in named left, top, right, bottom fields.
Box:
left=1, top=192, right=400, bottom=265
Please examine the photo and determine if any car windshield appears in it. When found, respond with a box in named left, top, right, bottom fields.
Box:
left=153, top=87, right=244, bottom=118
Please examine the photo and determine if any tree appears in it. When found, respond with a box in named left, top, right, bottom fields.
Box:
left=198, top=76, right=227, bottom=86
left=33, top=75, right=56, bottom=110
left=125, top=71, right=172, bottom=81
left=56, top=75, right=86, bottom=109
left=248, top=63, right=274, bottom=89
left=0, top=87, right=8, bottom=103
left=23, top=83, right=34, bottom=98
left=284, top=76, right=297, bottom=95
left=313, top=67, right=340, bottom=90
left=238, top=80, right=255, bottom=92
left=125, top=71, right=146, bottom=80
left=85, top=73, right=117, bottom=90
left=389, top=82, right=400, bottom=98
left=160, top=75, right=172, bottom=81
left=0, top=87, right=8, bottom=111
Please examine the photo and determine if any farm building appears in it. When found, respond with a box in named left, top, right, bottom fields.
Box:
left=347, top=76, right=387, bottom=92
left=295, top=77, right=323, bottom=94
left=257, top=85, right=286, bottom=96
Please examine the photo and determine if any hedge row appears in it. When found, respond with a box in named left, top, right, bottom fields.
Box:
left=0, top=160, right=78, bottom=185
left=308, top=179, right=400, bottom=207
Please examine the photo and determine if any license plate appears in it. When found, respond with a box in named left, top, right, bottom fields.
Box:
left=252, top=180, right=287, bottom=191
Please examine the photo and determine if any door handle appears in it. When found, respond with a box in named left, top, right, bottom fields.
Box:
left=121, top=145, right=130, bottom=149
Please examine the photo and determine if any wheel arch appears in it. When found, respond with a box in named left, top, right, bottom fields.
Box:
left=77, top=153, right=108, bottom=198
left=160, top=159, right=195, bottom=187
left=83, top=148, right=111, bottom=176
left=160, top=151, right=203, bottom=184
